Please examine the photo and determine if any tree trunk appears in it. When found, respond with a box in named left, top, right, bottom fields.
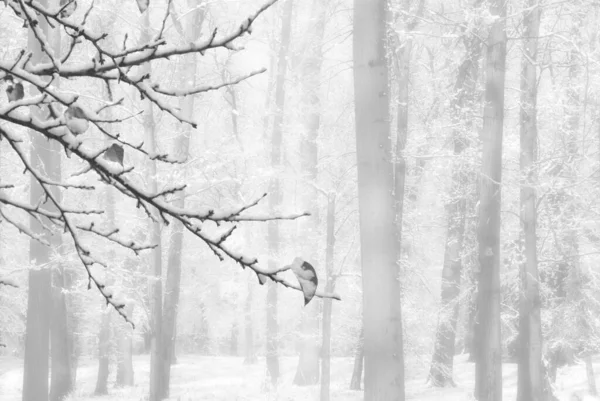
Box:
left=244, top=273, right=257, bottom=364
left=320, top=195, right=336, bottom=401
left=349, top=327, right=364, bottom=391
left=160, top=4, right=204, bottom=395
left=23, top=6, right=53, bottom=399
left=50, top=267, right=73, bottom=401
left=94, top=307, right=111, bottom=395
left=429, top=14, right=482, bottom=386
left=474, top=0, right=506, bottom=399
left=116, top=303, right=134, bottom=387
left=294, top=0, right=325, bottom=387
left=586, top=356, right=597, bottom=396
left=266, top=0, right=294, bottom=387
left=517, top=2, right=545, bottom=401
left=354, top=0, right=404, bottom=398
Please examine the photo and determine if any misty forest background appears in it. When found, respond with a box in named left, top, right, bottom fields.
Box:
left=1, top=0, right=600, bottom=400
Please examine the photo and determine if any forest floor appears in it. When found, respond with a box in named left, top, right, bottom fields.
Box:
left=0, top=353, right=594, bottom=400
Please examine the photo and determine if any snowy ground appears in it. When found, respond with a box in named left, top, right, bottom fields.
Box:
left=0, top=354, right=594, bottom=400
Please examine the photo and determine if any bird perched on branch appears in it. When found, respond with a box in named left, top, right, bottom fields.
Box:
left=64, top=105, right=89, bottom=135
left=59, top=0, right=77, bottom=18
left=103, top=143, right=124, bottom=166
left=4, top=75, right=24, bottom=102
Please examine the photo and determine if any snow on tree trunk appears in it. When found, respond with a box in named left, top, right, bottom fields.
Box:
left=517, top=2, right=546, bottom=401
left=266, top=0, right=294, bottom=387
left=354, top=0, right=404, bottom=398
left=429, top=14, right=482, bottom=387
left=23, top=5, right=53, bottom=399
left=474, top=0, right=506, bottom=399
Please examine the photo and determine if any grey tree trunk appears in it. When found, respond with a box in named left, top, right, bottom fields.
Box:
left=23, top=4, right=53, bottom=399
left=244, top=273, right=257, bottom=364
left=116, top=303, right=134, bottom=387
left=474, top=0, right=506, bottom=399
left=94, top=307, right=111, bottom=395
left=294, top=0, right=326, bottom=387
left=50, top=266, right=73, bottom=401
left=429, top=14, right=482, bottom=387
left=354, top=0, right=404, bottom=398
left=266, top=0, right=294, bottom=387
left=48, top=15, right=73, bottom=401
left=349, top=326, right=364, bottom=390
left=160, top=3, right=204, bottom=396
left=517, top=2, right=545, bottom=401
left=320, top=195, right=336, bottom=401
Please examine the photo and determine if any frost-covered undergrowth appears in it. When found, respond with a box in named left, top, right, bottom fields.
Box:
left=0, top=354, right=595, bottom=400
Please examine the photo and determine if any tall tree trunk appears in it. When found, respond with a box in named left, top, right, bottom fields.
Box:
left=266, top=0, right=294, bottom=387
left=349, top=327, right=364, bottom=390
left=160, top=3, right=204, bottom=397
left=517, top=2, right=545, bottom=401
left=94, top=307, right=111, bottom=395
left=23, top=4, right=53, bottom=399
left=320, top=195, right=336, bottom=401
left=294, top=0, right=325, bottom=387
left=354, top=0, right=404, bottom=398
left=138, top=9, right=166, bottom=401
left=48, top=14, right=73, bottom=401
left=429, top=14, right=482, bottom=387
left=474, top=0, right=506, bottom=399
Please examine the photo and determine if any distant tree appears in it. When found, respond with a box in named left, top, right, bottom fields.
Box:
left=474, top=0, right=506, bottom=398
left=429, top=1, right=482, bottom=386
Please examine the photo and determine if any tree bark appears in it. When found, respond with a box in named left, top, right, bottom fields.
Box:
left=517, top=2, right=546, bottom=401
left=354, top=0, right=404, bottom=398
left=320, top=195, right=336, bottom=401
left=429, top=14, right=482, bottom=386
left=23, top=4, right=53, bottom=399
left=474, top=0, right=506, bottom=399
left=349, top=327, right=364, bottom=390
left=266, top=0, right=294, bottom=387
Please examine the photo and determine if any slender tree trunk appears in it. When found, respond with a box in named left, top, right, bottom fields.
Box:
left=160, top=4, right=204, bottom=396
left=266, top=0, right=294, bottom=387
left=586, top=356, right=597, bottom=396
left=429, top=16, right=482, bottom=386
left=349, top=327, right=364, bottom=390
left=137, top=9, right=166, bottom=400
left=517, top=2, right=545, bottom=401
left=94, top=307, right=111, bottom=395
left=354, top=0, right=404, bottom=398
left=116, top=303, right=134, bottom=387
left=294, top=0, right=325, bottom=387
left=244, top=273, right=257, bottom=364
left=320, top=195, right=336, bottom=401
left=23, top=4, right=53, bottom=399
left=474, top=0, right=506, bottom=399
